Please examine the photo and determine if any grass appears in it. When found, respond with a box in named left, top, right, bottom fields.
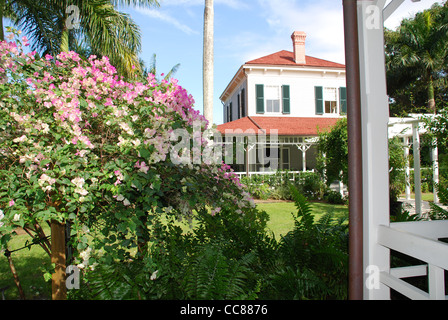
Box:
left=0, top=227, right=52, bottom=300
left=0, top=200, right=348, bottom=300
left=257, top=201, right=348, bottom=239
left=400, top=192, right=435, bottom=202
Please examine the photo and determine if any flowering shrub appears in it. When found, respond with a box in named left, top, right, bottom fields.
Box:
left=0, top=30, right=261, bottom=272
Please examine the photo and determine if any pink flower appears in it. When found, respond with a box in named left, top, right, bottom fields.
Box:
left=9, top=199, right=15, bottom=207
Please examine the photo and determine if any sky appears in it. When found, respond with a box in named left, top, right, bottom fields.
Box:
left=6, top=0, right=444, bottom=125
left=118, top=0, right=443, bottom=126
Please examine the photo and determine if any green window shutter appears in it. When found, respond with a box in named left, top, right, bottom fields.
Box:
left=241, top=88, right=246, bottom=117
left=315, top=86, right=323, bottom=115
left=229, top=102, right=233, bottom=121
left=237, top=93, right=241, bottom=119
left=256, top=84, right=264, bottom=114
left=339, top=87, right=347, bottom=114
left=282, top=85, right=290, bottom=114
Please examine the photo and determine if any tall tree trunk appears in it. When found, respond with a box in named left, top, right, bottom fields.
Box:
left=51, top=220, right=67, bottom=300
left=203, top=0, right=214, bottom=126
left=428, top=74, right=436, bottom=112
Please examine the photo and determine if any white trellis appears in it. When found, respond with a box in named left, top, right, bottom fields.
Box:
left=388, top=115, right=440, bottom=216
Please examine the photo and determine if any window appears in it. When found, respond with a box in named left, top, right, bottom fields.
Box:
left=265, top=85, right=281, bottom=113
left=256, top=84, right=290, bottom=114
left=315, top=86, right=347, bottom=115
left=324, top=87, right=338, bottom=114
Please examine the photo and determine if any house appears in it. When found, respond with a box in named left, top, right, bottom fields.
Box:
left=216, top=31, right=346, bottom=174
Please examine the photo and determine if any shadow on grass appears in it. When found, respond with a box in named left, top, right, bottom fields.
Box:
left=0, top=251, right=51, bottom=300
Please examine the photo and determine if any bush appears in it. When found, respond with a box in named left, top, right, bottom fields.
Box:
left=0, top=30, right=260, bottom=291
left=323, top=190, right=346, bottom=205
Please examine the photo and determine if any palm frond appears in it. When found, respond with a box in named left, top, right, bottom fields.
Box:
left=79, top=0, right=142, bottom=78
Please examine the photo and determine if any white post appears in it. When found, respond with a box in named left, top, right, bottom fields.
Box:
left=302, top=148, right=307, bottom=172
left=358, top=0, right=390, bottom=300
left=339, top=171, right=344, bottom=197
left=296, top=144, right=311, bottom=172
left=404, top=136, right=411, bottom=200
left=432, top=138, right=439, bottom=204
left=412, top=123, right=422, bottom=216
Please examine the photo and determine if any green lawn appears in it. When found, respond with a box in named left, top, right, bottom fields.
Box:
left=0, top=227, right=52, bottom=300
left=257, top=201, right=348, bottom=239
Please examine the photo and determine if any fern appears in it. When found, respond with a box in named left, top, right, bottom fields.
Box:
left=435, top=182, right=448, bottom=205
left=183, top=243, right=258, bottom=300
left=289, top=183, right=314, bottom=229
left=269, top=184, right=349, bottom=300
left=428, top=202, right=448, bottom=220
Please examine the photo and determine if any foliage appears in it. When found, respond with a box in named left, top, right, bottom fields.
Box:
left=389, top=136, right=407, bottom=202
left=259, top=185, right=349, bottom=300
left=69, top=186, right=349, bottom=300
left=0, top=31, right=258, bottom=284
left=385, top=3, right=448, bottom=115
left=317, top=118, right=348, bottom=186
left=241, top=171, right=328, bottom=202
left=1, top=0, right=160, bottom=79
left=0, top=30, right=351, bottom=301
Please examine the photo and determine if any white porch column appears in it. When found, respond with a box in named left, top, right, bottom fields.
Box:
left=358, top=0, right=390, bottom=300
left=403, top=136, right=411, bottom=201
left=412, top=123, right=422, bottom=216
left=432, top=138, right=439, bottom=204
left=296, top=143, right=311, bottom=172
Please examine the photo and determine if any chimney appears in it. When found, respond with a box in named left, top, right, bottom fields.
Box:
left=291, top=31, right=307, bottom=64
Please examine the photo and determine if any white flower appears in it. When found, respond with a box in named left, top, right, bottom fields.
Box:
left=13, top=135, right=28, bottom=143
left=0, top=210, right=4, bottom=228
left=116, top=194, right=125, bottom=201
left=75, top=187, right=88, bottom=196
left=13, top=214, right=21, bottom=221
left=119, top=122, right=134, bottom=136
left=123, top=199, right=131, bottom=206
left=131, top=138, right=141, bottom=147
left=150, top=270, right=158, bottom=281
left=71, top=177, right=85, bottom=188
left=41, top=123, right=50, bottom=133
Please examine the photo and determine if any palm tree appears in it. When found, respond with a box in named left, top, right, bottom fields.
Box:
left=385, top=3, right=448, bottom=113
left=142, top=53, right=180, bottom=81
left=1, top=0, right=159, bottom=78
left=203, top=0, right=214, bottom=125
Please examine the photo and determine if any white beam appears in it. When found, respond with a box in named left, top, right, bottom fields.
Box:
left=383, top=0, right=406, bottom=21
left=433, top=139, right=439, bottom=204
left=358, top=0, right=391, bottom=300
left=412, top=123, right=422, bottom=216
left=404, top=136, right=411, bottom=200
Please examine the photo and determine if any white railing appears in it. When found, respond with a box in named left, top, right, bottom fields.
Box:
left=378, top=220, right=448, bottom=300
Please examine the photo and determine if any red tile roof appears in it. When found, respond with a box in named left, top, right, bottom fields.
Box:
left=245, top=50, right=345, bottom=69
left=217, top=116, right=340, bottom=136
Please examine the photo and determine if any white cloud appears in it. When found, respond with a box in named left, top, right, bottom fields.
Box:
left=252, top=0, right=346, bottom=63
left=252, top=0, right=443, bottom=65
left=384, top=0, right=443, bottom=30
left=136, top=7, right=198, bottom=35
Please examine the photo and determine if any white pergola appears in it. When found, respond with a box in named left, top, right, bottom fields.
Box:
left=349, top=0, right=448, bottom=300
left=388, top=115, right=439, bottom=215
